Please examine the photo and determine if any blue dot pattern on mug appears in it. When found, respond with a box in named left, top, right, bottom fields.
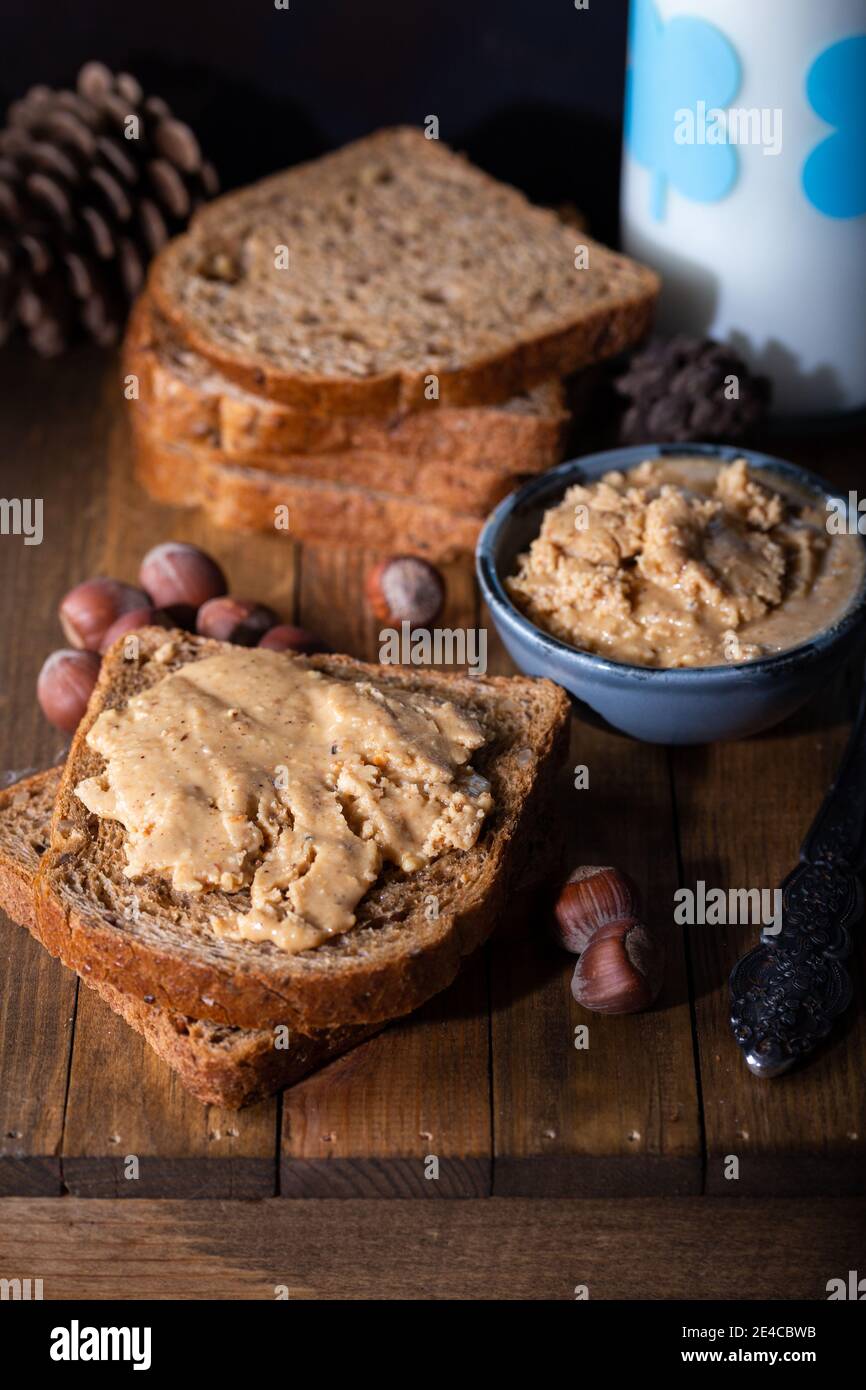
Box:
left=802, top=34, right=866, bottom=220
left=624, top=0, right=741, bottom=221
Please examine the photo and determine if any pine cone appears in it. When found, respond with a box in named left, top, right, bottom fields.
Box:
left=614, top=336, right=771, bottom=445
left=0, top=61, right=218, bottom=355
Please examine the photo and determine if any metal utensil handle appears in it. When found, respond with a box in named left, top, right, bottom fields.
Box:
left=729, top=672, right=866, bottom=1078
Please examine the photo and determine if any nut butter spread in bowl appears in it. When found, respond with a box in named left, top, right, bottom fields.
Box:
left=477, top=444, right=866, bottom=744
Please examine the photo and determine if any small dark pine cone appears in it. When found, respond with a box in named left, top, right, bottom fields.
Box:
left=0, top=60, right=219, bottom=355
left=613, top=336, right=771, bottom=445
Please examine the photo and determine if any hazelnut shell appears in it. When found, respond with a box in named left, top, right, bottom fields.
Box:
left=37, top=649, right=101, bottom=733
left=196, top=596, right=278, bottom=645
left=366, top=555, right=445, bottom=627
left=97, top=605, right=189, bottom=653
left=571, top=919, right=664, bottom=1015
left=552, top=865, right=639, bottom=954
left=139, top=541, right=227, bottom=609
left=59, top=577, right=150, bottom=652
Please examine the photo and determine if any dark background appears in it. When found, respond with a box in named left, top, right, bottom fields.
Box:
left=2, top=0, right=630, bottom=243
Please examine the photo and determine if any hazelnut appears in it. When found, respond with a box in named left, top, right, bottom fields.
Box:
left=571, top=919, right=664, bottom=1015
left=98, top=605, right=182, bottom=653
left=196, top=596, right=278, bottom=645
left=552, top=865, right=639, bottom=954
left=139, top=541, right=227, bottom=609
left=258, top=624, right=328, bottom=654
left=366, top=555, right=445, bottom=627
left=59, top=577, right=150, bottom=651
left=37, top=649, right=101, bottom=732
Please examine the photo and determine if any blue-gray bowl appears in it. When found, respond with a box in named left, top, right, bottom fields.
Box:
left=476, top=443, right=866, bottom=744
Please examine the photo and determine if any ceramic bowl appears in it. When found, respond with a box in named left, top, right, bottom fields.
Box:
left=476, top=443, right=866, bottom=744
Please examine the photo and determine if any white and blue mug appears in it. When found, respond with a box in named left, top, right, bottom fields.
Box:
left=620, top=0, right=866, bottom=416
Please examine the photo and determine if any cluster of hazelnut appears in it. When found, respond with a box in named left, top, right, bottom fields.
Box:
left=36, top=540, right=325, bottom=733
left=552, top=865, right=664, bottom=1014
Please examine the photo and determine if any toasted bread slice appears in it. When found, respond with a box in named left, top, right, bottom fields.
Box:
left=125, top=295, right=569, bottom=470
left=148, top=127, right=658, bottom=414
left=37, top=632, right=570, bottom=1032
left=132, top=429, right=485, bottom=559
left=0, top=768, right=380, bottom=1108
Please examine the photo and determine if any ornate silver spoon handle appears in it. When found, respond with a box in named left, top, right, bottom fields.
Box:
left=729, top=671, right=866, bottom=1078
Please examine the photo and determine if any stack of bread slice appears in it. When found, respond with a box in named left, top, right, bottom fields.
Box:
left=1, top=632, right=570, bottom=1107
left=126, top=128, right=659, bottom=556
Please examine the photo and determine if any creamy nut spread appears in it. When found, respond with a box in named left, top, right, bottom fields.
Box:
left=74, top=649, right=493, bottom=953
left=508, top=457, right=865, bottom=668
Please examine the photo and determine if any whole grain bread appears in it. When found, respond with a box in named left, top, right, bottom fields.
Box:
left=131, top=403, right=528, bottom=517
left=0, top=767, right=381, bottom=1108
left=36, top=630, right=570, bottom=1032
left=133, top=428, right=485, bottom=558
left=125, top=295, right=569, bottom=470
left=148, top=127, right=658, bottom=414
left=1, top=763, right=562, bottom=1108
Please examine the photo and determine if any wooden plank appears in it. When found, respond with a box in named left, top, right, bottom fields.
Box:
left=55, top=394, right=300, bottom=1195
left=485, top=620, right=702, bottom=1196
left=2, top=1195, right=864, bottom=1299
left=281, top=959, right=490, bottom=1198
left=0, top=345, right=115, bottom=1193
left=62, top=988, right=278, bottom=1198
left=280, top=547, right=492, bottom=1195
left=3, top=346, right=862, bottom=1201
left=0, top=930, right=77, bottom=1195
left=674, top=670, right=866, bottom=1196
left=673, top=433, right=866, bottom=1196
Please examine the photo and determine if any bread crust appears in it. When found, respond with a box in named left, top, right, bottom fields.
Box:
left=2, top=761, right=564, bottom=1107
left=129, top=403, right=529, bottom=517
left=0, top=768, right=382, bottom=1108
left=36, top=633, right=571, bottom=1033
left=132, top=428, right=485, bottom=559
left=88, top=979, right=382, bottom=1108
left=124, top=295, right=570, bottom=472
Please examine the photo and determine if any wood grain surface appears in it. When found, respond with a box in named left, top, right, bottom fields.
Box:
left=0, top=348, right=865, bottom=1215
left=487, top=622, right=702, bottom=1195
left=2, top=1196, right=864, bottom=1300
left=279, top=545, right=492, bottom=1196
left=0, top=349, right=112, bottom=1197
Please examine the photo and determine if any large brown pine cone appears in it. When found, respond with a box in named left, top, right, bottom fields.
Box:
left=0, top=61, right=218, bottom=355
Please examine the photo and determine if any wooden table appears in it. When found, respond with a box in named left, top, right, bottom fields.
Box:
left=0, top=347, right=864, bottom=1297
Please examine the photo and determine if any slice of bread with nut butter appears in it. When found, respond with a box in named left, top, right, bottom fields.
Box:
left=35, top=629, right=570, bottom=1035
left=1, top=759, right=564, bottom=1108
left=0, top=767, right=383, bottom=1108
